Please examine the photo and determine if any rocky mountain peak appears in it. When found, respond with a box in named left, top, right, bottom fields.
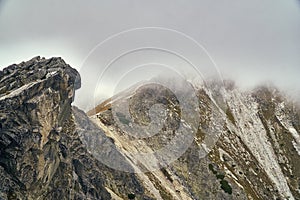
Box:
left=0, top=57, right=299, bottom=200
left=0, top=57, right=149, bottom=199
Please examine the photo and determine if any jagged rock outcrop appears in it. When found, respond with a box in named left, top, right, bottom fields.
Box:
left=0, top=56, right=83, bottom=199
left=0, top=57, right=152, bottom=200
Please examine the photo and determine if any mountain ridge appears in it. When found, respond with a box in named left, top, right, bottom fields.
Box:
left=0, top=57, right=299, bottom=200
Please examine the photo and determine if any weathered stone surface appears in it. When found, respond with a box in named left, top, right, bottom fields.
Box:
left=0, top=57, right=152, bottom=200
left=93, top=81, right=300, bottom=200
left=1, top=56, right=299, bottom=200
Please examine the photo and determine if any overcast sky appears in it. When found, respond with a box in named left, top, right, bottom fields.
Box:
left=0, top=0, right=299, bottom=110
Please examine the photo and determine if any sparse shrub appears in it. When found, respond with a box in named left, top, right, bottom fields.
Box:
left=216, top=174, right=225, bottom=180
left=128, top=193, right=135, bottom=199
left=220, top=180, right=232, bottom=194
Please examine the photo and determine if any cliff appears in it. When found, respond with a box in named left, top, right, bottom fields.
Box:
left=0, top=57, right=151, bottom=200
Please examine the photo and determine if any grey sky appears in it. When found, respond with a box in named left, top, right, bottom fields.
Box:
left=0, top=0, right=299, bottom=110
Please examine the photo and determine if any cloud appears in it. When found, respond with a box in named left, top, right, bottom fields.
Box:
left=0, top=0, right=299, bottom=109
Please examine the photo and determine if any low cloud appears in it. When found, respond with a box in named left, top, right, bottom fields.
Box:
left=0, top=0, right=299, bottom=109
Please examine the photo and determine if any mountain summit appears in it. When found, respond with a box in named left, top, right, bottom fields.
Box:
left=0, top=57, right=299, bottom=200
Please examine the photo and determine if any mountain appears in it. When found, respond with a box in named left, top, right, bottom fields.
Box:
left=89, top=80, right=300, bottom=200
left=0, top=57, right=151, bottom=200
left=0, top=57, right=299, bottom=200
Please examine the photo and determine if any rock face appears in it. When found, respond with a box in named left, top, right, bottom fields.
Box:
left=0, top=57, right=151, bottom=200
left=0, top=57, right=300, bottom=200
left=0, top=56, right=83, bottom=199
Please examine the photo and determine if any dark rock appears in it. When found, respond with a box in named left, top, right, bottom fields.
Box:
left=0, top=57, right=152, bottom=200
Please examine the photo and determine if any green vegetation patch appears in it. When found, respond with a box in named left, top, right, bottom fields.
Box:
left=208, top=163, right=217, bottom=174
left=216, top=174, right=225, bottom=180
left=220, top=180, right=232, bottom=194
left=209, top=163, right=232, bottom=195
left=127, top=193, right=135, bottom=199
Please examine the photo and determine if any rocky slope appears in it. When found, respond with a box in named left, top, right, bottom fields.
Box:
left=90, top=82, right=300, bottom=200
left=0, top=57, right=299, bottom=200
